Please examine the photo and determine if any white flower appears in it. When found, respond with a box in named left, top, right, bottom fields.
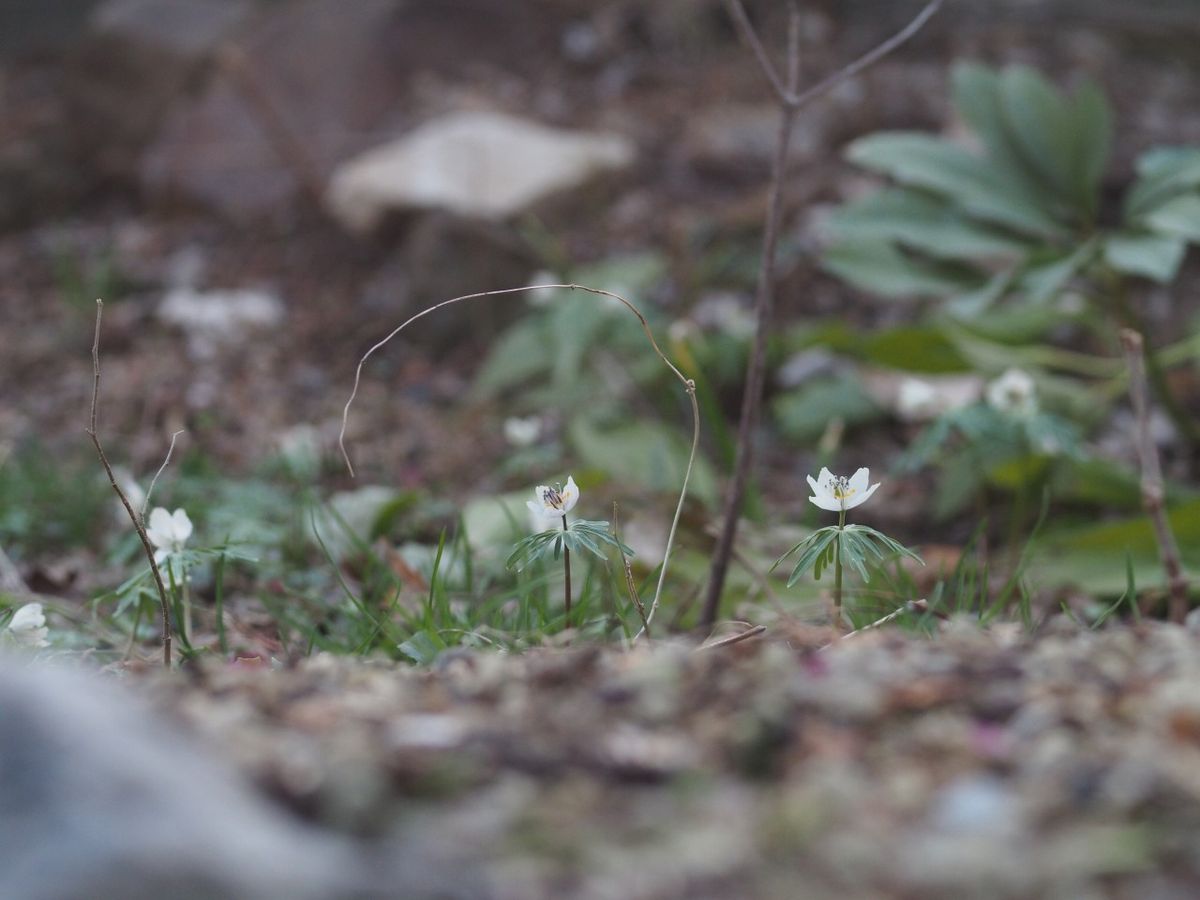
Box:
left=897, top=378, right=940, bottom=422
left=526, top=476, right=579, bottom=525
left=147, top=507, right=193, bottom=559
left=8, top=602, right=49, bottom=648
left=807, top=467, right=880, bottom=512
left=986, top=368, right=1037, bottom=418
left=503, top=416, right=541, bottom=448
left=147, top=508, right=194, bottom=583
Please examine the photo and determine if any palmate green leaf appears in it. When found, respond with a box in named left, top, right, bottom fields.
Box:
left=842, top=525, right=924, bottom=583
left=507, top=519, right=633, bottom=572
left=1104, top=233, right=1187, bottom=283
left=506, top=530, right=562, bottom=572
left=845, top=132, right=1064, bottom=238
left=772, top=526, right=839, bottom=587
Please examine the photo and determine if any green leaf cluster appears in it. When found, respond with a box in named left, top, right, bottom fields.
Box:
left=823, top=62, right=1200, bottom=305
left=506, top=518, right=634, bottom=573
left=773, top=524, right=922, bottom=587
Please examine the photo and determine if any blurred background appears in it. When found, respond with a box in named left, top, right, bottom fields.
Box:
left=2, top=0, right=1200, bottom=630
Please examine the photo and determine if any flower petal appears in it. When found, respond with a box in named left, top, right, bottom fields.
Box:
left=146, top=507, right=173, bottom=549
left=560, top=476, right=579, bottom=513
left=170, top=509, right=193, bottom=544
left=9, top=602, right=45, bottom=633
left=808, top=493, right=842, bottom=512
left=806, top=474, right=821, bottom=496
left=844, top=480, right=880, bottom=510
left=848, top=468, right=870, bottom=495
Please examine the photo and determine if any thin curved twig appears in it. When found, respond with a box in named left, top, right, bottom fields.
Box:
left=86, top=300, right=173, bottom=667
left=338, top=283, right=699, bottom=638
left=141, top=429, right=186, bottom=521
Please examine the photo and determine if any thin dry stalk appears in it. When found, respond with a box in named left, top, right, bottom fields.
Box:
left=1120, top=328, right=1189, bottom=622
left=338, top=283, right=698, bottom=639
left=833, top=599, right=929, bottom=645
left=141, top=429, right=185, bottom=520
left=613, top=502, right=651, bottom=638
left=702, top=0, right=944, bottom=629
left=696, top=623, right=766, bottom=651
left=86, top=300, right=173, bottom=667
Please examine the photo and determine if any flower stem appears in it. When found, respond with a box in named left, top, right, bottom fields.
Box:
left=834, top=507, right=845, bottom=629
left=561, top=514, right=572, bottom=626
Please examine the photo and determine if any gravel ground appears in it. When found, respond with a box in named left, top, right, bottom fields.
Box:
left=131, top=618, right=1200, bottom=899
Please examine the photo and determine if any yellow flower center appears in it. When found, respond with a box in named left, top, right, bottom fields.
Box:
left=542, top=486, right=565, bottom=510
left=827, top=476, right=856, bottom=501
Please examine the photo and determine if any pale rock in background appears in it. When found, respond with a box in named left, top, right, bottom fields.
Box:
left=327, top=110, right=635, bottom=230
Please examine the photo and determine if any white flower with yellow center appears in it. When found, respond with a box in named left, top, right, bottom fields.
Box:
left=807, top=467, right=879, bottom=512
left=8, top=602, right=49, bottom=649
left=526, top=476, right=579, bottom=526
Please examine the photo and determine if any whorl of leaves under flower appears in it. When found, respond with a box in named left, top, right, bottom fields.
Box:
left=506, top=519, right=634, bottom=573
left=772, top=524, right=923, bottom=587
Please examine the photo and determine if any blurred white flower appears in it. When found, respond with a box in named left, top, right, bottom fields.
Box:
left=897, top=378, right=939, bottom=422
left=503, top=416, right=541, bottom=448
left=147, top=507, right=193, bottom=583
left=8, top=602, right=49, bottom=648
left=147, top=507, right=193, bottom=557
left=986, top=368, right=1037, bottom=418
left=526, top=476, right=579, bottom=526
left=807, top=467, right=879, bottom=513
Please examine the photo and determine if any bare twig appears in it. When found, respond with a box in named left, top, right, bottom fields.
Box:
left=696, top=623, right=767, bottom=651
left=141, top=429, right=185, bottom=520
left=1120, top=328, right=1189, bottom=623
left=86, top=300, right=173, bottom=667
left=702, top=0, right=943, bottom=629
left=613, top=502, right=651, bottom=638
left=338, top=283, right=698, bottom=639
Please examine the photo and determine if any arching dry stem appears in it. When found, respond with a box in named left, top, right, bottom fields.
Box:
left=338, top=283, right=698, bottom=638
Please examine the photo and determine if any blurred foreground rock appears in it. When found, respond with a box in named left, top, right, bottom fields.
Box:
left=0, top=660, right=477, bottom=900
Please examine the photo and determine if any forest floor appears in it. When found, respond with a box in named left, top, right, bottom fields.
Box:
left=128, top=618, right=1200, bottom=899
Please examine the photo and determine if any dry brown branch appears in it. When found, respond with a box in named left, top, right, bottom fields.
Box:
left=338, top=283, right=698, bottom=639
left=702, top=0, right=944, bottom=629
left=86, top=300, right=173, bottom=667
left=1120, top=328, right=1189, bottom=623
